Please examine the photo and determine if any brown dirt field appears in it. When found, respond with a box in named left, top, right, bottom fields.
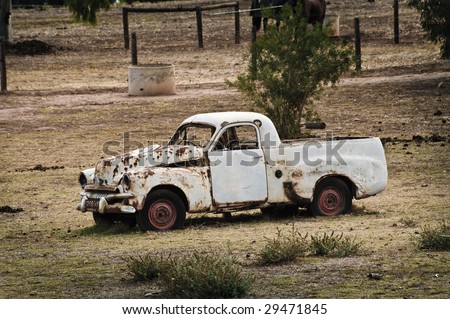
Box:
left=0, top=0, right=449, bottom=298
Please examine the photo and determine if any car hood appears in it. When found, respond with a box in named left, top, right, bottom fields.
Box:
left=92, top=144, right=203, bottom=187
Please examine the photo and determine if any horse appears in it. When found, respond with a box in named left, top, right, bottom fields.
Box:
left=250, top=0, right=327, bottom=32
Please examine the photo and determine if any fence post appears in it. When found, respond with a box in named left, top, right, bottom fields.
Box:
left=131, top=32, right=138, bottom=65
left=251, top=27, right=257, bottom=80
left=0, top=37, right=6, bottom=92
left=123, top=7, right=130, bottom=49
left=234, top=2, right=240, bottom=44
left=0, top=0, right=11, bottom=41
left=354, top=17, right=361, bottom=72
left=393, top=0, right=399, bottom=44
left=196, top=6, right=203, bottom=49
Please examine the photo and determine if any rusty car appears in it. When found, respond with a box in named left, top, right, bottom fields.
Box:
left=76, top=112, right=388, bottom=230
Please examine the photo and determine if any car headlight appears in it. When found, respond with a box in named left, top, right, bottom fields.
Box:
left=121, top=174, right=131, bottom=191
left=79, top=172, right=87, bottom=189
left=78, top=168, right=95, bottom=189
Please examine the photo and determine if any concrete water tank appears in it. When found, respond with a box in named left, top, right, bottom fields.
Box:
left=128, top=64, right=176, bottom=96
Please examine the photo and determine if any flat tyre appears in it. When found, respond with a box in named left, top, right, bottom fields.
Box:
left=137, top=189, right=186, bottom=231
left=312, top=177, right=352, bottom=216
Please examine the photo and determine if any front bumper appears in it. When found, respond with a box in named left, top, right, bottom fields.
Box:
left=76, top=191, right=136, bottom=214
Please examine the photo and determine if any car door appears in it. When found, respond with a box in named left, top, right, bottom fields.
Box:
left=207, top=123, right=268, bottom=207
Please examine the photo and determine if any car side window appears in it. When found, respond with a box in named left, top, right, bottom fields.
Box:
left=213, top=125, right=259, bottom=151
left=168, top=124, right=215, bottom=148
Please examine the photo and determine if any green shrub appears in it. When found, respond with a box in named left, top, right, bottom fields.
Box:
left=407, top=0, right=450, bottom=59
left=67, top=0, right=115, bottom=25
left=160, top=251, right=253, bottom=298
left=231, top=3, right=353, bottom=138
left=124, top=253, right=169, bottom=282
left=416, top=221, right=450, bottom=251
left=259, top=226, right=309, bottom=264
left=309, top=232, right=362, bottom=257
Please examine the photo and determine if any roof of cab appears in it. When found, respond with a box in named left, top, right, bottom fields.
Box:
left=181, top=112, right=281, bottom=146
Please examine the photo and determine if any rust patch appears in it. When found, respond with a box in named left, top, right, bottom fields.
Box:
left=291, top=170, right=303, bottom=178
left=102, top=159, right=112, bottom=167
left=175, top=146, right=187, bottom=157
left=135, top=168, right=155, bottom=180
left=153, top=149, right=163, bottom=161
left=283, top=182, right=306, bottom=205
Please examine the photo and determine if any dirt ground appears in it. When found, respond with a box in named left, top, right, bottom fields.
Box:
left=0, top=0, right=449, bottom=298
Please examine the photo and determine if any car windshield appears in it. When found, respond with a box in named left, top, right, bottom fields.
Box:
left=168, top=124, right=216, bottom=148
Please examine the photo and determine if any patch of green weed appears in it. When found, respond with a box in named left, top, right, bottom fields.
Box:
left=309, top=232, right=363, bottom=258
left=415, top=221, right=450, bottom=251
left=259, top=225, right=309, bottom=264
left=160, top=251, right=254, bottom=298
left=124, top=253, right=169, bottom=282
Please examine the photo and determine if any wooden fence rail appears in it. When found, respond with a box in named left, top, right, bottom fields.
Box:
left=122, top=2, right=240, bottom=50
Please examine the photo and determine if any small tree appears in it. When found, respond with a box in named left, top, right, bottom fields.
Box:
left=232, top=4, right=353, bottom=139
left=408, top=0, right=450, bottom=59
left=66, top=0, right=115, bottom=25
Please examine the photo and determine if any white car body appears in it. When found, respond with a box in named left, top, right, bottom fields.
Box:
left=76, top=112, right=388, bottom=230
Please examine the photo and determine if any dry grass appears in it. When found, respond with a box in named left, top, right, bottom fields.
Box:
left=1, top=0, right=449, bottom=298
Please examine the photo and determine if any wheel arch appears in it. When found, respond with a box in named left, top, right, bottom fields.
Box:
left=147, top=184, right=189, bottom=212
left=313, top=174, right=357, bottom=199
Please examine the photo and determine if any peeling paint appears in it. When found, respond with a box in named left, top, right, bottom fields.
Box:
left=76, top=112, right=387, bottom=225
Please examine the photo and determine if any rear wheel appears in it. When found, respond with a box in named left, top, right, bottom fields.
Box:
left=312, top=177, right=352, bottom=216
left=260, top=204, right=299, bottom=218
left=137, top=189, right=186, bottom=231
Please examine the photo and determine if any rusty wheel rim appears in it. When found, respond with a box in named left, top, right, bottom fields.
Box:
left=318, top=187, right=344, bottom=216
left=148, top=200, right=176, bottom=230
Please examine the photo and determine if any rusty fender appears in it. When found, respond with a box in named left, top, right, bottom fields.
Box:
left=128, top=166, right=213, bottom=213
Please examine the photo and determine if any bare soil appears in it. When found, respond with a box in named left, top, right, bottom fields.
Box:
left=0, top=0, right=449, bottom=298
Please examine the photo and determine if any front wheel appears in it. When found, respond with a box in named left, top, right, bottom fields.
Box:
left=93, top=212, right=137, bottom=228
left=93, top=212, right=113, bottom=226
left=137, top=189, right=186, bottom=231
left=312, top=177, right=352, bottom=216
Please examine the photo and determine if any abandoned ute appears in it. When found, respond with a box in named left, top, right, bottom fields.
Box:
left=76, top=112, right=388, bottom=230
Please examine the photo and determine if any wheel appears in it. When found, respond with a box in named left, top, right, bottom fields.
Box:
left=312, top=177, right=352, bottom=216
left=260, top=205, right=277, bottom=216
left=137, top=189, right=186, bottom=231
left=222, top=212, right=232, bottom=222
left=93, top=212, right=114, bottom=226
left=260, top=204, right=299, bottom=218
left=283, top=205, right=300, bottom=216
left=117, top=215, right=137, bottom=228
left=93, top=212, right=136, bottom=228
